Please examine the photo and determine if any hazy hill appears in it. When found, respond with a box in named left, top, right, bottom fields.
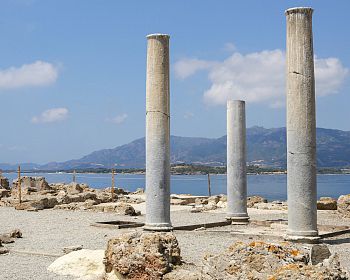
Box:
left=40, top=126, right=350, bottom=170
left=2, top=127, right=350, bottom=170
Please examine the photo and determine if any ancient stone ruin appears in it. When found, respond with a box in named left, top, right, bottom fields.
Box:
left=144, top=33, right=172, bottom=231
left=285, top=7, right=318, bottom=241
left=226, top=100, right=249, bottom=223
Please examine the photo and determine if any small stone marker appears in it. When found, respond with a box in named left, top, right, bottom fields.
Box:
left=310, top=244, right=331, bottom=265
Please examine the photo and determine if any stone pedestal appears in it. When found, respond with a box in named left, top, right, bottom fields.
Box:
left=144, top=34, right=172, bottom=231
left=226, top=100, right=249, bottom=223
left=285, top=7, right=318, bottom=239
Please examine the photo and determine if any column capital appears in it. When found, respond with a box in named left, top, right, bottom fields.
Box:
left=146, top=33, right=170, bottom=39
left=227, top=100, right=245, bottom=110
left=285, top=7, right=313, bottom=16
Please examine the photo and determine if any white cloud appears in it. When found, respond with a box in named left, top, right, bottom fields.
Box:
left=184, top=112, right=194, bottom=119
left=223, top=42, right=237, bottom=52
left=107, top=113, right=128, bottom=124
left=0, top=61, right=58, bottom=89
left=314, top=57, right=348, bottom=96
left=175, top=48, right=348, bottom=107
left=174, top=58, right=217, bottom=79
left=31, top=108, right=68, bottom=124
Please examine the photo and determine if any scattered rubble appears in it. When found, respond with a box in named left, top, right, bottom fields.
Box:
left=92, top=202, right=141, bottom=215
left=253, top=201, right=288, bottom=210
left=0, top=176, right=144, bottom=215
left=191, top=195, right=272, bottom=212
left=0, top=229, right=22, bottom=255
left=0, top=229, right=22, bottom=244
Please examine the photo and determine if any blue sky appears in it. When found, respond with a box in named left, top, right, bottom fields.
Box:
left=0, top=0, right=349, bottom=164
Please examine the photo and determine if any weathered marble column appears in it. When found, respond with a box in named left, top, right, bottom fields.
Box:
left=226, top=100, right=249, bottom=223
left=285, top=7, right=318, bottom=239
left=144, top=34, right=172, bottom=231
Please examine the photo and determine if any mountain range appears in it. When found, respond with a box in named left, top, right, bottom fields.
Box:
left=1, top=126, right=350, bottom=171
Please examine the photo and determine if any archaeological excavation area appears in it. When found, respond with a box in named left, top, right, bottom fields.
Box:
left=1, top=6, right=350, bottom=280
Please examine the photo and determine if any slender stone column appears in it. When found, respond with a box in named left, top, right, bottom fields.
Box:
left=226, top=100, right=249, bottom=223
left=144, top=34, right=172, bottom=231
left=285, top=7, right=318, bottom=239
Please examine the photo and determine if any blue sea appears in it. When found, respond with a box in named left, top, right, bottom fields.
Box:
left=3, top=173, right=350, bottom=201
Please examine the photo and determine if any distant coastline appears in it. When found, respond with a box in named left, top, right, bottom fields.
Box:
left=2, top=164, right=350, bottom=176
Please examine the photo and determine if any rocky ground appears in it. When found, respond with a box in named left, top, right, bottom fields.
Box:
left=1, top=175, right=350, bottom=279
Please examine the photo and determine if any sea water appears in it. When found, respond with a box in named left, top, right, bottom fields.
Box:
left=3, top=173, right=350, bottom=201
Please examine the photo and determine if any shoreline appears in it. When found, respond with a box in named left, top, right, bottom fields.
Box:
left=3, top=171, right=350, bottom=176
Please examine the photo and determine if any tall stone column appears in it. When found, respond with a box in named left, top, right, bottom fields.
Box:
left=285, top=7, right=318, bottom=239
left=226, top=100, right=249, bottom=223
left=144, top=34, right=172, bottom=231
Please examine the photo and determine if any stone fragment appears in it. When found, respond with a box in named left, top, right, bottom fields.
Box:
left=9, top=229, right=22, bottom=238
left=12, top=176, right=51, bottom=195
left=254, top=202, right=288, bottom=210
left=170, top=198, right=187, bottom=205
left=95, top=190, right=113, bottom=203
left=0, top=177, right=9, bottom=189
left=0, top=247, right=9, bottom=255
left=56, top=192, right=97, bottom=205
left=48, top=249, right=105, bottom=280
left=0, top=235, right=15, bottom=244
left=104, top=231, right=181, bottom=280
left=0, top=188, right=10, bottom=198
left=115, top=188, right=128, bottom=195
left=317, top=197, right=337, bottom=210
left=133, top=188, right=144, bottom=194
left=66, top=183, right=84, bottom=194
left=195, top=197, right=208, bottom=205
left=216, top=201, right=227, bottom=208
left=310, top=244, right=331, bottom=265
left=92, top=202, right=140, bottom=215
left=247, top=196, right=267, bottom=208
left=207, top=196, right=220, bottom=205
left=14, top=195, right=58, bottom=211
left=63, top=245, right=83, bottom=254
left=337, top=194, right=350, bottom=217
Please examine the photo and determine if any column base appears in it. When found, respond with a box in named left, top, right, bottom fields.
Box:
left=285, top=229, right=320, bottom=243
left=143, top=223, right=173, bottom=232
left=226, top=215, right=249, bottom=225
